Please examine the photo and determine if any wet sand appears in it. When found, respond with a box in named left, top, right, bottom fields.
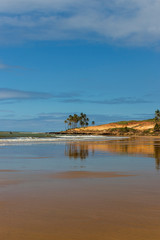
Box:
left=0, top=170, right=160, bottom=240
left=0, top=170, right=21, bottom=172
left=50, top=171, right=135, bottom=179
left=0, top=137, right=160, bottom=239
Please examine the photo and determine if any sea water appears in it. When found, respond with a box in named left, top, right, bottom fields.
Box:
left=0, top=135, right=158, bottom=172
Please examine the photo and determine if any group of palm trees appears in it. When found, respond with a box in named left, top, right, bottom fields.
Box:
left=64, top=113, right=95, bottom=129
left=155, top=109, right=160, bottom=122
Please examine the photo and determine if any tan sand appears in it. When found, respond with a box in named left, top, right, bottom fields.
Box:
left=0, top=169, right=160, bottom=240
left=66, top=121, right=155, bottom=133
left=0, top=170, right=21, bottom=172
left=50, top=171, right=135, bottom=179
left=0, top=180, right=22, bottom=186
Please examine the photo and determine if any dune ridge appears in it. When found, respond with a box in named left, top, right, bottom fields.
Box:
left=63, top=119, right=156, bottom=135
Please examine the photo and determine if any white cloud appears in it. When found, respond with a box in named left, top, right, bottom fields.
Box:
left=0, top=63, right=8, bottom=69
left=0, top=88, right=52, bottom=100
left=0, top=62, right=21, bottom=69
left=0, top=61, right=32, bottom=70
left=0, top=0, right=160, bottom=45
left=0, top=88, right=81, bottom=102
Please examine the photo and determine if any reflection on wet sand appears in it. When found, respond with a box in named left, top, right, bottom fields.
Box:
left=0, top=137, right=160, bottom=240
left=65, top=137, right=160, bottom=169
left=154, top=144, right=160, bottom=169
left=65, top=143, right=93, bottom=160
left=50, top=171, right=134, bottom=179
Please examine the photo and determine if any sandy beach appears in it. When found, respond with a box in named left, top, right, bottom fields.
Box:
left=0, top=170, right=160, bottom=240
left=0, top=137, right=160, bottom=240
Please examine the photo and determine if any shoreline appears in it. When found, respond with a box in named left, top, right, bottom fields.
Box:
left=1, top=130, right=160, bottom=138
left=55, top=130, right=160, bottom=137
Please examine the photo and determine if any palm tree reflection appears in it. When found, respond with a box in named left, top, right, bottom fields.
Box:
left=65, top=139, right=160, bottom=169
left=65, top=143, right=90, bottom=160
left=154, top=142, right=160, bottom=170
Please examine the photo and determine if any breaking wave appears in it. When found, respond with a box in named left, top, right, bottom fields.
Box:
left=0, top=135, right=125, bottom=146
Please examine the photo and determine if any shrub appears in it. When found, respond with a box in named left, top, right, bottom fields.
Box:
left=154, top=123, right=160, bottom=132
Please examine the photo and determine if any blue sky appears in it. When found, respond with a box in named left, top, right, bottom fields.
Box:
left=0, top=0, right=160, bottom=131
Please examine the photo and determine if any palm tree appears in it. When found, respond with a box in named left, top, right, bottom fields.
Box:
left=86, top=117, right=89, bottom=125
left=154, top=109, right=160, bottom=132
left=68, top=122, right=72, bottom=129
left=64, top=113, right=92, bottom=129
left=79, top=113, right=89, bottom=127
left=64, top=120, right=68, bottom=130
left=67, top=115, right=74, bottom=128
left=73, top=114, right=79, bottom=128
left=155, top=109, right=160, bottom=122
left=92, top=121, right=95, bottom=126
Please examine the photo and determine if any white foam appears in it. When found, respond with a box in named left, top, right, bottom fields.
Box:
left=0, top=135, right=126, bottom=146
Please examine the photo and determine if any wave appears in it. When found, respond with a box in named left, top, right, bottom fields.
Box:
left=0, top=135, right=126, bottom=146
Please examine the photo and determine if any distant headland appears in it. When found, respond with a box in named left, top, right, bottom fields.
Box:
left=60, top=110, right=160, bottom=136
left=61, top=119, right=157, bottom=136
left=1, top=111, right=160, bottom=137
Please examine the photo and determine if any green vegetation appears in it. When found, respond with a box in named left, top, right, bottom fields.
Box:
left=154, top=109, right=160, bottom=132
left=108, top=127, right=138, bottom=135
left=64, top=113, right=95, bottom=129
left=116, top=120, right=138, bottom=125
left=0, top=131, right=53, bottom=139
left=142, top=118, right=155, bottom=122
left=155, top=109, right=160, bottom=122
left=154, top=123, right=160, bottom=132
left=142, top=129, right=152, bottom=134
left=116, top=119, right=155, bottom=125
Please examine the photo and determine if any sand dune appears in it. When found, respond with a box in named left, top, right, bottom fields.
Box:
left=65, top=120, right=155, bottom=134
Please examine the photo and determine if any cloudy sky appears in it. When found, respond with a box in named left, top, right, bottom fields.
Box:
left=0, top=0, right=160, bottom=131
